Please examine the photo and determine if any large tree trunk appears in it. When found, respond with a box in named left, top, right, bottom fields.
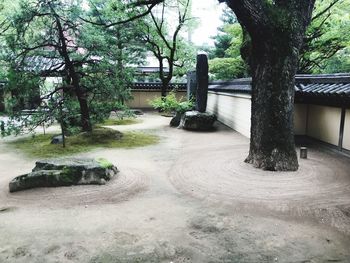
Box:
left=222, top=0, right=316, bottom=172
left=245, top=37, right=299, bottom=171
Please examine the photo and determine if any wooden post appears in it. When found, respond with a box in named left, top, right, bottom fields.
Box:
left=338, top=107, right=346, bottom=151
left=300, top=147, right=308, bottom=159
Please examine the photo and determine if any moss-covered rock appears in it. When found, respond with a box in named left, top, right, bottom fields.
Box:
left=9, top=157, right=118, bottom=192
left=180, top=111, right=217, bottom=131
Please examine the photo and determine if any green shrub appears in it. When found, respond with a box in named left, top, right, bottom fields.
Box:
left=149, top=91, right=193, bottom=115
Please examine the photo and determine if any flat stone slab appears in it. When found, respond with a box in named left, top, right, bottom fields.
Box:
left=9, top=158, right=118, bottom=192
left=180, top=111, right=216, bottom=131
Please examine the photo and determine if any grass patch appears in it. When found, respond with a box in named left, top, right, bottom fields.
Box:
left=100, top=118, right=141, bottom=126
left=8, top=128, right=159, bottom=158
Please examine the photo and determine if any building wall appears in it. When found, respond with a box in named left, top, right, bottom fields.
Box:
left=207, top=92, right=309, bottom=138
left=129, top=89, right=349, bottom=151
left=207, top=91, right=349, bottom=151
left=343, top=109, right=350, bottom=151
left=306, top=105, right=341, bottom=146
left=294, top=104, right=308, bottom=135
left=207, top=91, right=251, bottom=137
left=127, top=91, right=187, bottom=108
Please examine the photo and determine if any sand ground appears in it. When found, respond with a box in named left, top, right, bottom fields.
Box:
left=0, top=112, right=350, bottom=263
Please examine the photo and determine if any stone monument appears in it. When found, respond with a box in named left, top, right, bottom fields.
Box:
left=195, top=52, right=209, bottom=113
left=180, top=52, right=216, bottom=131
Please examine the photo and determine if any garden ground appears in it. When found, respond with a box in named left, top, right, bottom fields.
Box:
left=0, top=112, right=350, bottom=262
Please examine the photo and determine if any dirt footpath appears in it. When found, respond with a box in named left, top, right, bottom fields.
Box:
left=0, top=113, right=350, bottom=263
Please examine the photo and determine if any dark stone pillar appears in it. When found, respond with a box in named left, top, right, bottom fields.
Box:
left=196, top=53, right=209, bottom=113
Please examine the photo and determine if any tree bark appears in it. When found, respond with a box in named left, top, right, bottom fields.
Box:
left=245, top=37, right=299, bottom=171
left=222, top=0, right=316, bottom=171
left=158, top=57, right=171, bottom=97
left=74, top=84, right=92, bottom=132
left=161, top=78, right=170, bottom=97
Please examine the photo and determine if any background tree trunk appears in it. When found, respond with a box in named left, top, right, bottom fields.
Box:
left=75, top=87, right=92, bottom=132
left=161, top=79, right=170, bottom=97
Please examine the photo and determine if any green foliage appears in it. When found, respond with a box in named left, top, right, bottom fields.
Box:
left=149, top=91, right=193, bottom=115
left=0, top=0, right=146, bottom=136
left=96, top=158, right=114, bottom=169
left=321, top=48, right=350, bottom=73
left=4, top=67, right=42, bottom=112
left=209, top=11, right=248, bottom=80
left=299, top=0, right=350, bottom=73
left=8, top=128, right=159, bottom=158
left=212, top=1, right=350, bottom=76
left=211, top=8, right=238, bottom=59
left=209, top=57, right=246, bottom=80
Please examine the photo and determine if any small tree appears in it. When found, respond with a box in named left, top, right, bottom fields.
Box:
left=1, top=0, right=145, bottom=135
left=141, top=0, right=193, bottom=97
left=3, top=0, right=94, bottom=132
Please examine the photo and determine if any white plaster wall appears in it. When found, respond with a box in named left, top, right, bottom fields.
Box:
left=207, top=91, right=251, bottom=137
left=307, top=105, right=342, bottom=146
left=294, top=104, right=308, bottom=135
left=206, top=92, right=345, bottom=150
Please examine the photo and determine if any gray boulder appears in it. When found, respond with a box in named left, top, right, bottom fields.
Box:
left=9, top=157, right=118, bottom=192
left=131, top=109, right=144, bottom=115
left=180, top=111, right=216, bottom=131
left=170, top=112, right=182, bottom=127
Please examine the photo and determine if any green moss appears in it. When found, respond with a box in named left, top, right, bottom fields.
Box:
left=60, top=167, right=81, bottom=184
left=100, top=118, right=141, bottom=126
left=96, top=158, right=113, bottom=169
left=8, top=128, right=159, bottom=159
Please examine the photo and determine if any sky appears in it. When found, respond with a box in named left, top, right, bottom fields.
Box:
left=191, top=0, right=225, bottom=46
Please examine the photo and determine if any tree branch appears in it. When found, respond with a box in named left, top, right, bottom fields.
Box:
left=312, top=0, right=342, bottom=21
